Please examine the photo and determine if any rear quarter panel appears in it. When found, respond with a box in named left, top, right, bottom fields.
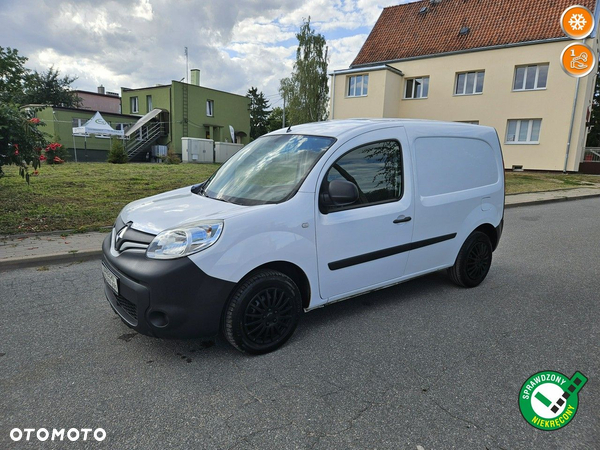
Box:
left=404, top=123, right=504, bottom=275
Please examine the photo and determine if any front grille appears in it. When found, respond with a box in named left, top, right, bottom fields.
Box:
left=115, top=294, right=137, bottom=321
left=113, top=220, right=155, bottom=253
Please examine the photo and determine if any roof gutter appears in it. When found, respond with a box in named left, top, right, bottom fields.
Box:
left=329, top=64, right=404, bottom=77
left=349, top=37, right=572, bottom=69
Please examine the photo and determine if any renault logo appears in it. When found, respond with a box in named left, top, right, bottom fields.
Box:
left=115, top=222, right=132, bottom=249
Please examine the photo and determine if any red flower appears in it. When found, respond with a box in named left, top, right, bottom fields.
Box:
left=29, top=118, right=40, bottom=124
left=14, top=149, right=19, bottom=155
left=39, top=155, right=47, bottom=161
left=32, top=170, right=39, bottom=176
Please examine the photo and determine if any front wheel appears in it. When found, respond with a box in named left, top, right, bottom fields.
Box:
left=448, top=231, right=492, bottom=288
left=223, top=269, right=302, bottom=354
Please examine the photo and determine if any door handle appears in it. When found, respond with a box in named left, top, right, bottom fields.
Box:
left=393, top=215, right=412, bottom=224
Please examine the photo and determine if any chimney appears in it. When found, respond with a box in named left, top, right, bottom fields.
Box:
left=98, top=85, right=105, bottom=95
left=191, top=69, right=200, bottom=86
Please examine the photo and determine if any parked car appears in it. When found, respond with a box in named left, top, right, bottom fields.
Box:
left=102, top=119, right=504, bottom=354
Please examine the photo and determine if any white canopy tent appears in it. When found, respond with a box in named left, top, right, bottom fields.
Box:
left=72, top=111, right=124, bottom=162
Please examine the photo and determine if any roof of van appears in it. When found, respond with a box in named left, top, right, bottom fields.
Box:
left=268, top=118, right=494, bottom=140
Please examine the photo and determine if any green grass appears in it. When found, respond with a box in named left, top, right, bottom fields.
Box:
left=504, top=172, right=599, bottom=194
left=0, top=163, right=219, bottom=235
left=0, top=163, right=599, bottom=235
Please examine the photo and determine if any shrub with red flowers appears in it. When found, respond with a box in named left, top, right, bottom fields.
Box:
left=44, top=142, right=67, bottom=165
left=0, top=103, right=46, bottom=184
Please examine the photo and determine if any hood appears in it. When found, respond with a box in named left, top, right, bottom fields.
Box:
left=120, top=186, right=257, bottom=235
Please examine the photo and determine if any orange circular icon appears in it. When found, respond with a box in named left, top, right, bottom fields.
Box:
left=561, top=42, right=596, bottom=77
left=560, top=5, right=595, bottom=39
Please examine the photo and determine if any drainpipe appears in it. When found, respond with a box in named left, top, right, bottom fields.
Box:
left=564, top=71, right=582, bottom=173
left=331, top=74, right=336, bottom=120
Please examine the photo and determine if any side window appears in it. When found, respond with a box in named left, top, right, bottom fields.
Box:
left=323, top=140, right=402, bottom=211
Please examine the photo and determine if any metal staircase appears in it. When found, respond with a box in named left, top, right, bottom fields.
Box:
left=125, top=122, right=165, bottom=160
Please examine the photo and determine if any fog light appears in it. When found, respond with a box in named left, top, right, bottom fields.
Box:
left=148, top=311, right=169, bottom=328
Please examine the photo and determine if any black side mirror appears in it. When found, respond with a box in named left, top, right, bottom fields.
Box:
left=328, top=179, right=359, bottom=206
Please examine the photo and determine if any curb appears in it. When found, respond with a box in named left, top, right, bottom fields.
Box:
left=505, top=192, right=600, bottom=208
left=0, top=250, right=102, bottom=272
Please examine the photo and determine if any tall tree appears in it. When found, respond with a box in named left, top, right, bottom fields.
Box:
left=279, top=18, right=329, bottom=125
left=247, top=86, right=270, bottom=140
left=20, top=67, right=81, bottom=107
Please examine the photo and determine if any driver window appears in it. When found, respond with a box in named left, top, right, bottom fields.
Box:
left=325, top=140, right=403, bottom=208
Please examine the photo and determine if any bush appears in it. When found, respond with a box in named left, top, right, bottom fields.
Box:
left=162, top=147, right=181, bottom=164
left=107, top=139, right=127, bottom=164
left=44, top=142, right=67, bottom=164
left=0, top=104, right=46, bottom=183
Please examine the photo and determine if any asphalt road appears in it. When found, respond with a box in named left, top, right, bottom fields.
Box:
left=1, top=198, right=599, bottom=449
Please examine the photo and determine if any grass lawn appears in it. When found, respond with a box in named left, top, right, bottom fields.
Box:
left=1, top=163, right=599, bottom=235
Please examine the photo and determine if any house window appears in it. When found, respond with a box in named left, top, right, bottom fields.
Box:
left=404, top=77, right=429, bottom=99
left=146, top=95, right=152, bottom=112
left=506, top=119, right=542, bottom=144
left=130, top=96, right=139, bottom=113
left=456, top=121, right=480, bottom=125
left=72, top=118, right=86, bottom=127
left=115, top=123, right=129, bottom=132
left=513, top=64, right=549, bottom=91
left=455, top=71, right=484, bottom=95
left=206, top=100, right=214, bottom=117
left=347, top=74, right=369, bottom=97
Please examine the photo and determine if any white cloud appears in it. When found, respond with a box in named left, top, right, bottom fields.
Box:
left=0, top=0, right=400, bottom=103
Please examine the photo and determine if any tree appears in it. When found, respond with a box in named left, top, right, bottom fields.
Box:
left=586, top=71, right=600, bottom=147
left=0, top=47, right=28, bottom=104
left=267, top=107, right=284, bottom=132
left=20, top=67, right=81, bottom=107
left=279, top=18, right=329, bottom=125
left=247, top=87, right=271, bottom=140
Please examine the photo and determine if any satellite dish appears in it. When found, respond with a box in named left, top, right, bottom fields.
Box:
left=229, top=125, right=235, bottom=143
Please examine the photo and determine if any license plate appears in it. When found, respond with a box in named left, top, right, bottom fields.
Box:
left=102, top=263, right=119, bottom=295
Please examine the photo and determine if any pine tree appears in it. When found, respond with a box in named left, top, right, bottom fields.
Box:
left=247, top=87, right=270, bottom=140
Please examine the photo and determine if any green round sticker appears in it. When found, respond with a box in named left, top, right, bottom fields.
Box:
left=519, top=370, right=587, bottom=430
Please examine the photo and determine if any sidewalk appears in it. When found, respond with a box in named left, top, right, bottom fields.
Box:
left=1, top=187, right=600, bottom=271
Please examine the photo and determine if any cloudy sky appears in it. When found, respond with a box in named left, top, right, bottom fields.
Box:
left=1, top=0, right=414, bottom=108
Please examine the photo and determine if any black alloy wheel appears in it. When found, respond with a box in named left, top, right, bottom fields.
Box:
left=448, top=231, right=493, bottom=288
left=224, top=269, right=302, bottom=354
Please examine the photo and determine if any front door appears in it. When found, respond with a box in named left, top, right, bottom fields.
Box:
left=315, top=127, right=414, bottom=301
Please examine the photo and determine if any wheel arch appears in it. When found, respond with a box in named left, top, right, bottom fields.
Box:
left=237, top=261, right=312, bottom=310
left=474, top=223, right=499, bottom=251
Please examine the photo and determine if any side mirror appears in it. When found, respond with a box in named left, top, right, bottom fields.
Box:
left=328, top=179, right=359, bottom=206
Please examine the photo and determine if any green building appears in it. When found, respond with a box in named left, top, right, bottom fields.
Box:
left=121, top=70, right=251, bottom=158
left=33, top=106, right=139, bottom=162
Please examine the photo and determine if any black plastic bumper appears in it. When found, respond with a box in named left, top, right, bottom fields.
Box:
left=101, top=235, right=236, bottom=339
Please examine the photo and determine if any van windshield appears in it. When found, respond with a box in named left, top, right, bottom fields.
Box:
left=202, top=134, right=335, bottom=205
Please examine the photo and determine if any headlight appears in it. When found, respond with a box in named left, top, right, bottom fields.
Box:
left=146, top=221, right=223, bottom=259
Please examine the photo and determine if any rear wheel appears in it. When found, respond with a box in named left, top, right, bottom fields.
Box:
left=448, top=231, right=492, bottom=287
left=224, top=269, right=302, bottom=354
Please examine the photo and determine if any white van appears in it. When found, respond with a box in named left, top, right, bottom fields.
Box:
left=102, top=119, right=504, bottom=354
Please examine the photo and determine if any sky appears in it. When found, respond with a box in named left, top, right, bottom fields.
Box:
left=0, top=0, right=415, bottom=108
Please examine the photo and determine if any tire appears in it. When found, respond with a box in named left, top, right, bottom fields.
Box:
left=448, top=231, right=493, bottom=288
left=223, top=269, right=302, bottom=354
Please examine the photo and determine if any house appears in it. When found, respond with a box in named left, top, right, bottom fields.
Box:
left=32, top=105, right=139, bottom=162
left=74, top=86, right=121, bottom=114
left=329, top=0, right=599, bottom=172
left=120, top=69, right=251, bottom=159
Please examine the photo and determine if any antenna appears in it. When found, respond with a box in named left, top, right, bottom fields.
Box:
left=184, top=47, right=189, bottom=83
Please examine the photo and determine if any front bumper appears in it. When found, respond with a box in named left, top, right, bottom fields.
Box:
left=101, top=235, right=235, bottom=339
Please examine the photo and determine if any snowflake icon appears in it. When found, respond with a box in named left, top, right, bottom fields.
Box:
left=569, top=13, right=587, bottom=31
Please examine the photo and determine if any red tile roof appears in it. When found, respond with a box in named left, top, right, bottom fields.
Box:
left=352, top=0, right=597, bottom=67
